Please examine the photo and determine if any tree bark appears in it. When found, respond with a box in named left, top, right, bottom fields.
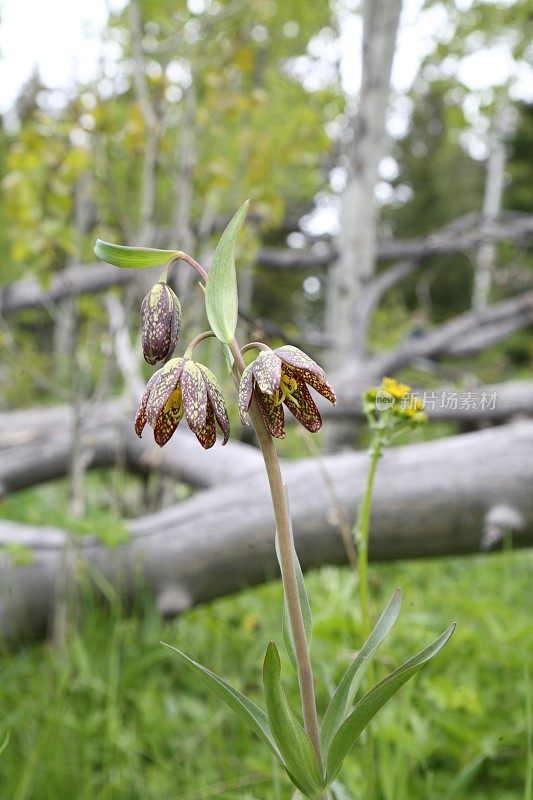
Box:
left=326, top=0, right=403, bottom=366
left=1, top=421, right=532, bottom=639
left=472, top=100, right=514, bottom=311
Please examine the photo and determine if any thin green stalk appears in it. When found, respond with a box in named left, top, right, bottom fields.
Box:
left=229, top=339, right=323, bottom=781
left=353, top=431, right=384, bottom=800
left=184, top=330, right=216, bottom=359
left=355, top=434, right=383, bottom=642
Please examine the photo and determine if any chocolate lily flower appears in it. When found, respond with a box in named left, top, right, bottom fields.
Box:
left=238, top=345, right=336, bottom=438
left=135, top=357, right=229, bottom=448
left=140, top=282, right=181, bottom=365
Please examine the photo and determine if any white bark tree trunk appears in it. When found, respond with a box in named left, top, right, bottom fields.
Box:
left=326, top=0, right=403, bottom=368
left=472, top=100, right=514, bottom=311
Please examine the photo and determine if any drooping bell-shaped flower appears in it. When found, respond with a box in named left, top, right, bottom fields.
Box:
left=140, top=282, right=181, bottom=365
left=238, top=345, right=336, bottom=438
left=135, top=357, right=229, bottom=448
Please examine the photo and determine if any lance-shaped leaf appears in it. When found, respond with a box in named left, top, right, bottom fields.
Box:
left=205, top=200, right=249, bottom=344
left=320, top=588, right=402, bottom=755
left=263, top=642, right=324, bottom=798
left=94, top=240, right=178, bottom=269
left=325, top=623, right=456, bottom=784
left=162, top=642, right=282, bottom=762
left=274, top=488, right=312, bottom=674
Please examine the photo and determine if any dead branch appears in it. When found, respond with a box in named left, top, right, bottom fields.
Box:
left=3, top=212, right=532, bottom=315
left=370, top=290, right=533, bottom=376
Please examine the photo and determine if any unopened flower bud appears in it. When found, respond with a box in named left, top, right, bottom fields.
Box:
left=140, top=282, right=181, bottom=365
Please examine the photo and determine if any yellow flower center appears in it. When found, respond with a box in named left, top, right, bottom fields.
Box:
left=273, top=372, right=300, bottom=407
left=163, top=387, right=184, bottom=421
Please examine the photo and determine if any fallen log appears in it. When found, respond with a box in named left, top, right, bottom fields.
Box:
left=1, top=421, right=532, bottom=639
left=3, top=372, right=533, bottom=498
left=0, top=402, right=265, bottom=496
left=322, top=379, right=533, bottom=423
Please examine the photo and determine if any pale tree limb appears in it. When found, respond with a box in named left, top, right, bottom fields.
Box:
left=258, top=211, right=533, bottom=270
left=322, top=379, right=533, bottom=423
left=1, top=421, right=532, bottom=640
left=370, top=290, right=533, bottom=376
left=2, top=213, right=532, bottom=314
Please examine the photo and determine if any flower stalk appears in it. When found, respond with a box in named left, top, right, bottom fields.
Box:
left=184, top=330, right=216, bottom=359
left=230, top=340, right=323, bottom=773
left=354, top=432, right=384, bottom=644
left=352, top=430, right=384, bottom=800
left=354, top=376, right=428, bottom=798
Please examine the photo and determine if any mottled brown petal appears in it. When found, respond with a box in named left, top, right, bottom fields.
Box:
left=194, top=404, right=217, bottom=450
left=134, top=372, right=160, bottom=437
left=153, top=402, right=184, bottom=447
left=181, top=360, right=208, bottom=432
left=285, top=364, right=337, bottom=405
left=283, top=378, right=322, bottom=433
left=140, top=283, right=181, bottom=365
left=274, top=345, right=325, bottom=380
left=146, top=358, right=185, bottom=426
left=197, top=364, right=230, bottom=445
left=238, top=362, right=255, bottom=424
left=255, top=387, right=286, bottom=439
left=253, top=351, right=282, bottom=395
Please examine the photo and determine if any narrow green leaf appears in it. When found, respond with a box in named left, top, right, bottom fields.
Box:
left=205, top=200, right=249, bottom=344
left=94, top=239, right=178, bottom=269
left=320, top=588, right=402, bottom=755
left=326, top=623, right=456, bottom=784
left=263, top=642, right=323, bottom=797
left=274, top=488, right=312, bottom=673
left=162, top=642, right=282, bottom=762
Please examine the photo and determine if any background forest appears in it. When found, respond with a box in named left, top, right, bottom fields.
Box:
left=0, top=0, right=532, bottom=798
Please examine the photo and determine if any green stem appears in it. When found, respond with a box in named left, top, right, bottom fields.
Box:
left=353, top=431, right=384, bottom=799
left=184, top=330, right=215, bottom=359
left=170, top=251, right=208, bottom=282
left=355, top=433, right=383, bottom=642
left=229, top=339, right=323, bottom=773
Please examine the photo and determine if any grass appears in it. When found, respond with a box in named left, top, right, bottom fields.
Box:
left=0, top=547, right=532, bottom=799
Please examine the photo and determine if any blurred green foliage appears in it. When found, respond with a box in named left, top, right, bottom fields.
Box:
left=0, top=548, right=531, bottom=798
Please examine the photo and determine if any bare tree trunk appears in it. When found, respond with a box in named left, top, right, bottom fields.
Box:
left=1, top=421, right=532, bottom=640
left=472, top=99, right=514, bottom=311
left=130, top=0, right=160, bottom=244
left=172, top=82, right=197, bottom=292
left=326, top=0, right=403, bottom=368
